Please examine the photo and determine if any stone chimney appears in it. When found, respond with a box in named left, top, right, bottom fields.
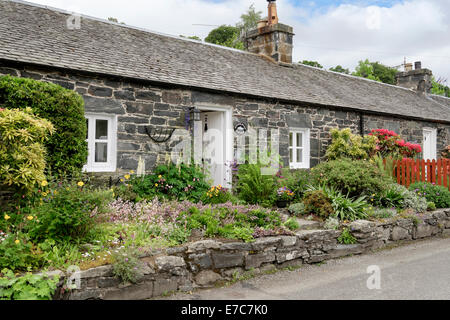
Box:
left=396, top=61, right=433, bottom=94
left=244, top=0, right=294, bottom=64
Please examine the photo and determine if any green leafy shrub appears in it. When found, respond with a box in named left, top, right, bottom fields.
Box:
left=276, top=168, right=312, bottom=201
left=180, top=206, right=283, bottom=242
left=337, top=228, right=357, bottom=244
left=310, top=159, right=392, bottom=198
left=288, top=203, right=306, bottom=216
left=0, top=269, right=59, bottom=300
left=125, top=163, right=210, bottom=202
left=427, top=202, right=436, bottom=211
left=376, top=183, right=406, bottom=208
left=0, top=108, right=54, bottom=194
left=326, top=128, right=377, bottom=160
left=0, top=75, right=87, bottom=175
left=236, top=163, right=275, bottom=205
left=202, top=185, right=232, bottom=204
left=303, top=190, right=334, bottom=219
left=307, top=185, right=368, bottom=221
left=111, top=247, right=145, bottom=284
left=283, top=218, right=300, bottom=231
left=28, top=185, right=113, bottom=243
left=409, top=182, right=450, bottom=209
left=0, top=233, right=42, bottom=271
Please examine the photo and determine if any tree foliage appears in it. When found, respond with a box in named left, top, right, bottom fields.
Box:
left=205, top=25, right=244, bottom=49
left=329, top=65, right=350, bottom=74
left=236, top=4, right=263, bottom=37
left=431, top=77, right=450, bottom=97
left=0, top=108, right=54, bottom=193
left=0, top=75, right=88, bottom=175
left=300, top=60, right=323, bottom=69
left=352, top=59, right=398, bottom=84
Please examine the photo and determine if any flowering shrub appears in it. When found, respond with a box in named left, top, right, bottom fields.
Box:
left=409, top=182, right=450, bottom=208
left=27, top=184, right=113, bottom=243
left=326, top=128, right=377, bottom=160
left=202, top=185, right=232, bottom=204
left=0, top=107, right=54, bottom=194
left=441, top=145, right=450, bottom=158
left=111, top=246, right=145, bottom=284
left=120, top=164, right=210, bottom=203
left=369, top=129, right=422, bottom=158
left=276, top=187, right=295, bottom=201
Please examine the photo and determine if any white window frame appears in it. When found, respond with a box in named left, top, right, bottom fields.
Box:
left=289, top=128, right=310, bottom=169
left=83, top=113, right=117, bottom=172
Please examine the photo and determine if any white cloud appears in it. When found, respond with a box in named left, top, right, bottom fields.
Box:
left=25, top=0, right=450, bottom=82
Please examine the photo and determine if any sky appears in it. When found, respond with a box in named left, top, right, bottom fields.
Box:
left=25, top=0, right=450, bottom=83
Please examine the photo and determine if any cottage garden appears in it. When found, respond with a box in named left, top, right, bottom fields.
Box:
left=1, top=76, right=450, bottom=300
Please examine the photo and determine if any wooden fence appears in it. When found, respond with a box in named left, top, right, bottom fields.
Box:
left=387, top=158, right=450, bottom=190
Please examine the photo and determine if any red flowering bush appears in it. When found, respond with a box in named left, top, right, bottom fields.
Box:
left=369, top=129, right=422, bottom=159
left=441, top=145, right=450, bottom=158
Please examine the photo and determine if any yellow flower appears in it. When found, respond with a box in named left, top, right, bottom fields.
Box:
left=4, top=214, right=10, bottom=220
left=158, top=175, right=162, bottom=179
left=42, top=192, right=48, bottom=197
left=15, top=240, right=20, bottom=245
left=124, top=174, right=131, bottom=180
left=130, top=170, right=135, bottom=174
left=77, top=181, right=84, bottom=187
left=54, top=190, right=58, bottom=195
left=41, top=180, right=48, bottom=187
left=27, top=215, right=34, bottom=221
left=155, top=184, right=159, bottom=187
left=120, top=179, right=124, bottom=182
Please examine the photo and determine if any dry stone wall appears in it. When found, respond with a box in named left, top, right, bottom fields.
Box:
left=53, top=209, right=450, bottom=300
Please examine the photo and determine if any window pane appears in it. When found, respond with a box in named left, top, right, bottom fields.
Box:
left=95, top=142, right=108, bottom=162
left=296, top=133, right=303, bottom=147
left=296, top=148, right=303, bottom=163
left=96, top=120, right=108, bottom=139
left=289, top=132, right=293, bottom=147
left=86, top=119, right=89, bottom=139
left=289, top=148, right=293, bottom=163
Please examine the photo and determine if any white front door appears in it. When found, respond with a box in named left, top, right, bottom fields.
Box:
left=423, top=128, right=437, bottom=160
left=201, top=111, right=225, bottom=186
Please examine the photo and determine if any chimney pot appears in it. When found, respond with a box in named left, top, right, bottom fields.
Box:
left=415, top=61, right=422, bottom=70
left=405, top=63, right=413, bottom=72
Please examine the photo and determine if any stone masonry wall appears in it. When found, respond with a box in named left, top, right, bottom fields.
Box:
left=1, top=61, right=449, bottom=177
left=50, top=209, right=450, bottom=300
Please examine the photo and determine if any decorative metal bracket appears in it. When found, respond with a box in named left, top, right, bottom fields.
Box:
left=145, top=126, right=175, bottom=143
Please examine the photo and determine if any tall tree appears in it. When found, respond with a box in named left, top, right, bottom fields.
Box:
left=236, top=4, right=263, bottom=38
left=352, top=59, right=398, bottom=84
left=300, top=60, right=323, bottom=69
left=205, top=25, right=244, bottom=49
left=431, top=77, right=450, bottom=97
left=329, top=65, right=350, bottom=74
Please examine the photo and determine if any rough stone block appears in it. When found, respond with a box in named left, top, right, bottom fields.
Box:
left=125, top=101, right=154, bottom=115
left=84, top=96, right=125, bottom=114
left=187, top=240, right=221, bottom=253
left=194, top=270, right=222, bottom=287
left=275, top=249, right=308, bottom=263
left=135, top=90, right=161, bottom=101
left=103, top=282, right=154, bottom=300
left=251, top=237, right=282, bottom=251
left=153, top=278, right=178, bottom=297
left=155, top=256, right=186, bottom=272
left=391, top=226, right=410, bottom=241
left=187, top=253, right=212, bottom=272
left=212, top=252, right=245, bottom=269
left=88, top=85, right=112, bottom=97
left=280, top=236, right=297, bottom=247
left=245, top=251, right=276, bottom=269
left=79, top=265, right=113, bottom=279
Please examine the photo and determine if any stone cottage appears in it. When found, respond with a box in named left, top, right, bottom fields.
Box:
left=0, top=0, right=449, bottom=187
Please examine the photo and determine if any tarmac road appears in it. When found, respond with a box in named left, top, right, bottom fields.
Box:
left=160, top=237, right=450, bottom=300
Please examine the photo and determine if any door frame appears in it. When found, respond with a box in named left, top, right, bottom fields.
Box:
left=197, top=105, right=233, bottom=188
left=423, top=127, right=437, bottom=160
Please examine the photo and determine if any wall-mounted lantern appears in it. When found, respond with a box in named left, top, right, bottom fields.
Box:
left=190, top=107, right=201, bottom=122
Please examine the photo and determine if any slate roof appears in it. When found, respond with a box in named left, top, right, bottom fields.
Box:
left=0, top=0, right=449, bottom=123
